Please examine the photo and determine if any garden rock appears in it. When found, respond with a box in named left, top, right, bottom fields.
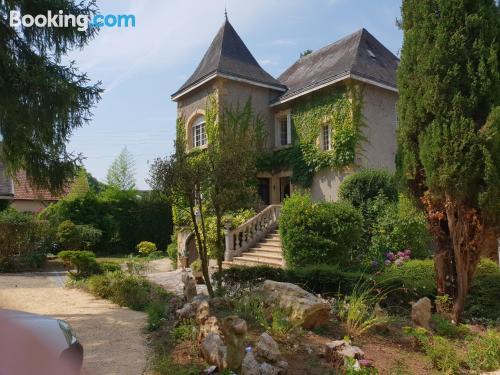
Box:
left=196, top=299, right=210, bottom=324
left=201, top=333, right=227, bottom=370
left=411, top=297, right=432, bottom=330
left=260, top=280, right=330, bottom=329
left=255, top=332, right=281, bottom=363
left=199, top=316, right=220, bottom=342
left=241, top=351, right=260, bottom=375
left=181, top=269, right=197, bottom=302
left=325, top=340, right=364, bottom=364
left=221, top=316, right=247, bottom=370
left=259, top=362, right=284, bottom=375
left=176, top=295, right=208, bottom=320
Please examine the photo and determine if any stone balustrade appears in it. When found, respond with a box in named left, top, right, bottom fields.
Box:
left=224, top=205, right=281, bottom=261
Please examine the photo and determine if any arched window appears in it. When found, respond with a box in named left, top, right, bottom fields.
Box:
left=192, top=116, right=207, bottom=148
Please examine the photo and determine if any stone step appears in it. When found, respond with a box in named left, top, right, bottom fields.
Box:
left=261, top=238, right=281, bottom=245
left=254, top=242, right=281, bottom=250
left=246, top=250, right=282, bottom=260
left=248, top=246, right=282, bottom=254
left=236, top=254, right=283, bottom=265
left=230, top=257, right=283, bottom=268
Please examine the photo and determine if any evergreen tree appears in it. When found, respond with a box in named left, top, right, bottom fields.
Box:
left=397, top=0, right=500, bottom=321
left=0, top=1, right=102, bottom=193
left=106, top=147, right=137, bottom=190
left=66, top=168, right=90, bottom=200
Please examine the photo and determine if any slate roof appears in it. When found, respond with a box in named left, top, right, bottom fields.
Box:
left=172, top=19, right=286, bottom=99
left=276, top=28, right=399, bottom=103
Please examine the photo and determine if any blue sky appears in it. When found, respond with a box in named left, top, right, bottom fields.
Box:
left=68, top=0, right=403, bottom=189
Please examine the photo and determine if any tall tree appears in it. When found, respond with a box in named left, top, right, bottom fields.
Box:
left=397, top=0, right=500, bottom=321
left=0, top=1, right=102, bottom=192
left=106, top=147, right=137, bottom=190
left=66, top=168, right=90, bottom=200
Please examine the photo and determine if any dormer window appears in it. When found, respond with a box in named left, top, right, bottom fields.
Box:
left=275, top=111, right=291, bottom=147
left=192, top=116, right=207, bottom=148
left=321, top=124, right=332, bottom=151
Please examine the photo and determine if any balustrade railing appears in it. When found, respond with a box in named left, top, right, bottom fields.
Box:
left=224, top=205, right=281, bottom=261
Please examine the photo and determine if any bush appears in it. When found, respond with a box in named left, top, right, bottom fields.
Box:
left=56, top=220, right=102, bottom=251
left=0, top=209, right=55, bottom=271
left=99, top=261, right=122, bottom=273
left=40, top=190, right=172, bottom=254
left=136, top=241, right=157, bottom=255
left=369, top=195, right=431, bottom=260
left=147, top=301, right=167, bottom=331
left=432, top=314, right=469, bottom=338
left=338, top=169, right=398, bottom=207
left=87, top=270, right=170, bottom=311
left=376, top=259, right=436, bottom=306
left=475, top=257, right=500, bottom=276
left=280, top=193, right=363, bottom=268
left=465, top=272, right=500, bottom=320
left=57, top=250, right=100, bottom=277
left=465, top=329, right=500, bottom=372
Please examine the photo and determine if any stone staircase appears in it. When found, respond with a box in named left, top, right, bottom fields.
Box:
left=222, top=205, right=284, bottom=268
left=226, top=229, right=283, bottom=267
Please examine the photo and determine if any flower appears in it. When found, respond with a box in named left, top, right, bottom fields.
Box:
left=385, top=252, right=395, bottom=261
left=384, top=259, right=392, bottom=266
left=394, top=258, right=404, bottom=266
left=397, top=251, right=406, bottom=259
left=404, top=249, right=412, bottom=256
left=371, top=260, right=379, bottom=269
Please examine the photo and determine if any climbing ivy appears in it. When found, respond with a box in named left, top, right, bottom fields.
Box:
left=257, top=85, right=363, bottom=187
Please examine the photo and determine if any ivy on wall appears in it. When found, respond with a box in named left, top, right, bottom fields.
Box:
left=257, top=84, right=364, bottom=187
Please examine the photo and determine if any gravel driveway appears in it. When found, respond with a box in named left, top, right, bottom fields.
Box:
left=0, top=272, right=148, bottom=375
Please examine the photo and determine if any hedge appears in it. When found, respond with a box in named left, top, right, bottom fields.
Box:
left=338, top=169, right=398, bottom=207
left=279, top=193, right=363, bottom=268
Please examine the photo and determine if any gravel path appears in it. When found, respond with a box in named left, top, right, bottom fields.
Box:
left=0, top=272, right=148, bottom=375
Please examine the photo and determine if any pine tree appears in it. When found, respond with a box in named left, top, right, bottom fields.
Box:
left=397, top=0, right=500, bottom=321
left=106, top=147, right=137, bottom=190
left=0, top=1, right=102, bottom=193
left=66, top=169, right=90, bottom=200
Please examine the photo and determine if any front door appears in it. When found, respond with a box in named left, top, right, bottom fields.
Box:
left=279, top=177, right=291, bottom=202
left=258, top=178, right=271, bottom=206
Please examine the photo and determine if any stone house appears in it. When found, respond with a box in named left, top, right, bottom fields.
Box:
left=172, top=18, right=399, bottom=267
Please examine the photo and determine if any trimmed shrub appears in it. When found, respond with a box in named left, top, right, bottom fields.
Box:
left=57, top=250, right=100, bottom=277
left=136, top=241, right=157, bottom=255
left=338, top=169, right=398, bottom=207
left=56, top=220, right=102, bottom=251
left=376, top=259, right=436, bottom=306
left=280, top=193, right=363, bottom=267
left=0, top=210, right=55, bottom=271
left=369, top=196, right=431, bottom=260
left=99, top=261, right=122, bottom=273
left=475, top=257, right=500, bottom=276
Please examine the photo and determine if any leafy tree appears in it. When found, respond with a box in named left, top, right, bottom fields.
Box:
left=149, top=98, right=263, bottom=296
left=66, top=169, right=90, bottom=200
left=0, top=1, right=102, bottom=192
left=204, top=97, right=264, bottom=277
left=106, top=147, right=137, bottom=190
left=397, top=0, right=500, bottom=321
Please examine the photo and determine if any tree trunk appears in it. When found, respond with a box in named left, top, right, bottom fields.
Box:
left=189, top=204, right=214, bottom=298
left=423, top=194, right=484, bottom=322
left=215, top=214, right=224, bottom=290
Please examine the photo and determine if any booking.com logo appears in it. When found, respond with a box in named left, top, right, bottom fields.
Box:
left=9, top=10, right=136, bottom=31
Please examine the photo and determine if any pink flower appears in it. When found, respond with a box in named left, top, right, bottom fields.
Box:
left=404, top=249, right=412, bottom=256
left=394, top=258, right=404, bottom=266
left=384, top=259, right=392, bottom=266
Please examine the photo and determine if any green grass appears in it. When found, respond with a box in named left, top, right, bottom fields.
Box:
left=95, top=254, right=131, bottom=264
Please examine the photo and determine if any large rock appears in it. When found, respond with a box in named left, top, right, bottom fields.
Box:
left=260, top=280, right=330, bottom=329
left=411, top=297, right=432, bottom=330
left=181, top=269, right=197, bottom=302
left=255, top=333, right=281, bottom=363
left=200, top=333, right=227, bottom=370
left=196, top=299, right=210, bottom=325
left=241, top=351, right=260, bottom=375
left=221, top=316, right=247, bottom=370
left=175, top=295, right=208, bottom=321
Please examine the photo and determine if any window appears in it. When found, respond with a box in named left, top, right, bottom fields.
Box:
left=192, top=116, right=207, bottom=148
left=321, top=124, right=331, bottom=151
left=276, top=112, right=291, bottom=147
